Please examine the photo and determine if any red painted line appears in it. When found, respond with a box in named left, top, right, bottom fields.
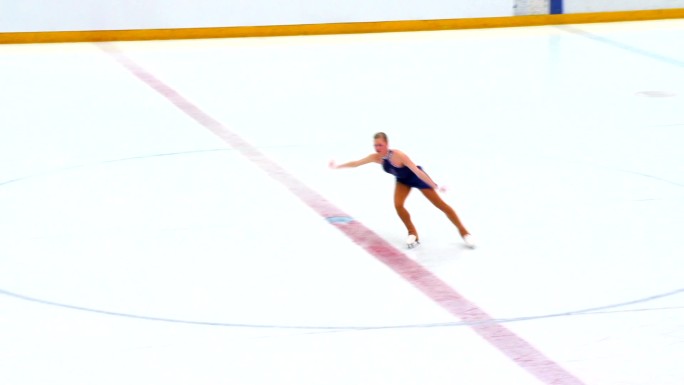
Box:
left=99, top=42, right=586, bottom=385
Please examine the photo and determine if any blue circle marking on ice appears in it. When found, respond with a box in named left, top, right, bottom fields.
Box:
left=326, top=216, right=354, bottom=224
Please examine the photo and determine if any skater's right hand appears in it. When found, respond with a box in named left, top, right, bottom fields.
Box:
left=328, top=160, right=337, bottom=169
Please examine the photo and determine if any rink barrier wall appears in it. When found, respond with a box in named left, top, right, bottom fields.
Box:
left=1, top=8, right=683, bottom=44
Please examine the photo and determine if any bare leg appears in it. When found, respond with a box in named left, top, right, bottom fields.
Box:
left=394, top=182, right=418, bottom=239
left=420, top=189, right=469, bottom=237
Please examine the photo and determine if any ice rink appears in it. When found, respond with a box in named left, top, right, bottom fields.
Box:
left=1, top=19, right=683, bottom=385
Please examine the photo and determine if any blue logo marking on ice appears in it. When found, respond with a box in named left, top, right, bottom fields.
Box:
left=326, top=216, right=354, bottom=224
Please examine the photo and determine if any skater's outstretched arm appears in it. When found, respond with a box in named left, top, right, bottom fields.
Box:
left=330, top=154, right=380, bottom=169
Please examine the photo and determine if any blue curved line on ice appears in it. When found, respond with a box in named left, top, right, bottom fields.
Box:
left=0, top=286, right=682, bottom=331
left=0, top=148, right=232, bottom=188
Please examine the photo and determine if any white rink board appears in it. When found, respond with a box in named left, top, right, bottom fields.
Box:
left=565, top=0, right=684, bottom=13
left=0, top=0, right=513, bottom=32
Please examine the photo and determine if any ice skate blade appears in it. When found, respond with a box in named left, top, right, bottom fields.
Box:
left=407, top=241, right=420, bottom=249
left=406, top=234, right=419, bottom=249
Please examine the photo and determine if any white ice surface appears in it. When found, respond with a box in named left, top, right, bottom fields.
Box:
left=1, top=19, right=683, bottom=385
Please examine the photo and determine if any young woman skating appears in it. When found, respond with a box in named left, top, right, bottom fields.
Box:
left=330, top=132, right=474, bottom=249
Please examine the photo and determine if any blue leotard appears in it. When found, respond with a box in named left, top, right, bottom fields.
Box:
left=382, top=150, right=433, bottom=189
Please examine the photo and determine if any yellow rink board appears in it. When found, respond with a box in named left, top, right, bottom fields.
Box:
left=1, top=8, right=683, bottom=44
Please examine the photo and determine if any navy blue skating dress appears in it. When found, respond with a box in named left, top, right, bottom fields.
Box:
left=382, top=150, right=433, bottom=189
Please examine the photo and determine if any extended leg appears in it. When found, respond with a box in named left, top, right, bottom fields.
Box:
left=420, top=188, right=469, bottom=237
left=394, top=182, right=418, bottom=239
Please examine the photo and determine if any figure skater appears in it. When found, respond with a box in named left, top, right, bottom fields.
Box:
left=330, top=132, right=474, bottom=249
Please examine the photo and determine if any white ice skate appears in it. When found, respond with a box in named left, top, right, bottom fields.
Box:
left=406, top=234, right=420, bottom=249
left=462, top=234, right=475, bottom=249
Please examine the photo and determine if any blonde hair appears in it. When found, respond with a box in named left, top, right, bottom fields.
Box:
left=373, top=132, right=388, bottom=142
